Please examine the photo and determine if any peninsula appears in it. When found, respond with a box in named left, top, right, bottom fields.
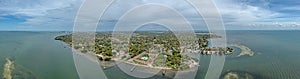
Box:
left=228, top=44, right=255, bottom=57
left=55, top=32, right=234, bottom=70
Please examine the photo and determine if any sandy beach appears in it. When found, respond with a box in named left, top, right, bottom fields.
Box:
left=2, top=58, right=14, bottom=79
left=228, top=44, right=255, bottom=57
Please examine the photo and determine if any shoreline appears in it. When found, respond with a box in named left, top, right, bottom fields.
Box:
left=3, top=58, right=14, bottom=79
left=54, top=32, right=201, bottom=72
left=228, top=44, right=255, bottom=57
left=57, top=40, right=197, bottom=72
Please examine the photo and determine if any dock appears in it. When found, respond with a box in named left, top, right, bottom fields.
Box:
left=130, top=66, right=137, bottom=72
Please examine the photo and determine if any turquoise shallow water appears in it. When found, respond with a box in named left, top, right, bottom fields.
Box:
left=0, top=32, right=79, bottom=79
left=222, top=30, right=300, bottom=79
left=0, top=31, right=300, bottom=79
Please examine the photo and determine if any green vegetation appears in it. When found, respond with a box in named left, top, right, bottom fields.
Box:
left=153, top=54, right=166, bottom=67
left=55, top=34, right=72, bottom=46
left=55, top=32, right=232, bottom=70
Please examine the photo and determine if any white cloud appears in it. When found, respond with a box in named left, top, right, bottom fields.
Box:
left=100, top=0, right=284, bottom=30
left=281, top=6, right=300, bottom=11
left=1, top=0, right=298, bottom=30
left=0, top=0, right=81, bottom=16
left=0, top=0, right=83, bottom=30
left=215, top=0, right=279, bottom=22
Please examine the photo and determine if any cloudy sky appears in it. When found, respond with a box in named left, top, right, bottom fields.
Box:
left=0, top=0, right=299, bottom=31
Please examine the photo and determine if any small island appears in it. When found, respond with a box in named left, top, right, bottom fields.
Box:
left=1, top=58, right=37, bottom=79
left=221, top=70, right=256, bottom=79
left=55, top=32, right=234, bottom=70
left=3, top=58, right=14, bottom=79
left=228, top=44, right=255, bottom=57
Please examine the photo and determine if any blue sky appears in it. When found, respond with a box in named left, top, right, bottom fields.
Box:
left=0, top=0, right=299, bottom=31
